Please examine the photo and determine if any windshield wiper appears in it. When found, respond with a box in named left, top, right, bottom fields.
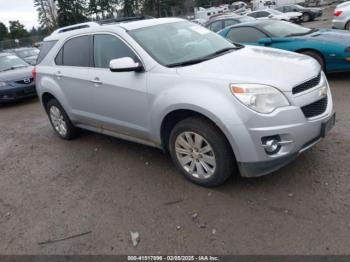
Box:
left=167, top=47, right=240, bottom=68
left=0, top=65, right=27, bottom=72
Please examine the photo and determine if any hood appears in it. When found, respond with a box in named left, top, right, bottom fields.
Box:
left=0, top=66, right=33, bottom=82
left=306, top=29, right=350, bottom=46
left=284, top=12, right=303, bottom=18
left=176, top=46, right=320, bottom=92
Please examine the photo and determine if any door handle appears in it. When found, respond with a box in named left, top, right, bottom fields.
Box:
left=90, top=78, right=103, bottom=85
left=55, top=72, right=63, bottom=78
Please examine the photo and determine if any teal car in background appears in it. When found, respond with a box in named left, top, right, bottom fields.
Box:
left=218, top=20, right=350, bottom=73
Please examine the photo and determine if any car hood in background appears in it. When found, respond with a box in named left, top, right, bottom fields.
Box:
left=0, top=66, right=33, bottom=82
left=176, top=46, right=320, bottom=92
left=305, top=29, right=350, bottom=45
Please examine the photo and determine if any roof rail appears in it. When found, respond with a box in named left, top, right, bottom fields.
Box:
left=97, top=16, right=154, bottom=25
left=51, top=22, right=99, bottom=35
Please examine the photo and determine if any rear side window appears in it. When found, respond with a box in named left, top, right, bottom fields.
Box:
left=61, top=35, right=90, bottom=67
left=208, top=21, right=223, bottom=32
left=36, top=40, right=57, bottom=64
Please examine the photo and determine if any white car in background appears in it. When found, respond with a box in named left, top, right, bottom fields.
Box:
left=332, top=1, right=350, bottom=30
left=247, top=9, right=302, bottom=23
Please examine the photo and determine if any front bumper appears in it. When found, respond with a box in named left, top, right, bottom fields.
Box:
left=233, top=74, right=334, bottom=177
left=0, top=84, right=37, bottom=103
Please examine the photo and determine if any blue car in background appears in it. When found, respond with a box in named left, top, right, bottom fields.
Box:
left=218, top=20, right=350, bottom=73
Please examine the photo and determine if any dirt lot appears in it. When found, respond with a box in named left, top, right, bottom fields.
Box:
left=1, top=8, right=350, bottom=255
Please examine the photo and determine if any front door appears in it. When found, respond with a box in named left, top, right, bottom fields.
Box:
left=89, top=34, right=149, bottom=140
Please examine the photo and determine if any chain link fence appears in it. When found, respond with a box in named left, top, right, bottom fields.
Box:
left=0, top=36, right=44, bottom=51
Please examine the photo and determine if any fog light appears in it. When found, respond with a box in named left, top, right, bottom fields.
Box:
left=262, top=135, right=281, bottom=155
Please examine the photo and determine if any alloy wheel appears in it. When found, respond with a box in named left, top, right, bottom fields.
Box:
left=175, top=131, right=216, bottom=179
left=49, top=105, right=67, bottom=137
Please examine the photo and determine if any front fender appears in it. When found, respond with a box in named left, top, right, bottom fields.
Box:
left=148, top=80, right=254, bottom=161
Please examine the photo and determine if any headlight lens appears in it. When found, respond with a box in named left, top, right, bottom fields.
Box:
left=230, top=84, right=290, bottom=114
left=0, top=81, right=7, bottom=87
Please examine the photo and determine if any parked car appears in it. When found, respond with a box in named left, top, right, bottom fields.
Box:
left=229, top=1, right=252, bottom=15
left=205, top=14, right=255, bottom=32
left=247, top=9, right=303, bottom=23
left=35, top=18, right=334, bottom=187
left=276, top=4, right=322, bottom=22
left=332, top=1, right=350, bottom=30
left=218, top=19, right=350, bottom=73
left=0, top=53, right=36, bottom=103
left=5, top=47, right=40, bottom=65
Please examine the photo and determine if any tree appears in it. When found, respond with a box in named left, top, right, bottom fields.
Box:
left=0, top=22, right=8, bottom=41
left=34, top=0, right=58, bottom=33
left=56, top=0, right=88, bottom=27
left=9, top=21, right=29, bottom=39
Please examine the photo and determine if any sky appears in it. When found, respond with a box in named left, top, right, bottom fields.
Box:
left=0, top=0, right=39, bottom=30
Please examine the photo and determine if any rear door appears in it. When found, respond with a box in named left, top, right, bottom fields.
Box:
left=54, top=35, right=96, bottom=124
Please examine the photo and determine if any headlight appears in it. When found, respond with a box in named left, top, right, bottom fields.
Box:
left=230, top=84, right=290, bottom=114
left=0, top=81, right=7, bottom=87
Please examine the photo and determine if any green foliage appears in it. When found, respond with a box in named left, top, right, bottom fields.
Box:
left=0, top=22, right=8, bottom=41
left=9, top=20, right=29, bottom=39
left=57, top=0, right=88, bottom=27
left=34, top=0, right=58, bottom=33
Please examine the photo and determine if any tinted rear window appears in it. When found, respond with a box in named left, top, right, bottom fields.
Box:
left=36, top=40, right=57, bottom=64
left=62, top=36, right=90, bottom=67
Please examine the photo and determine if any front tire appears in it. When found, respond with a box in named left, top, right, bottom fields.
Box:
left=169, top=116, right=236, bottom=187
left=46, top=99, right=79, bottom=140
left=302, top=13, right=311, bottom=22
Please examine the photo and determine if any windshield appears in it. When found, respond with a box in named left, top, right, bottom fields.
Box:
left=17, top=49, right=39, bottom=58
left=0, top=55, right=28, bottom=72
left=260, top=20, right=313, bottom=37
left=129, top=21, right=236, bottom=67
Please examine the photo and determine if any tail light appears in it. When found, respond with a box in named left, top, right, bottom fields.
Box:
left=334, top=10, right=343, bottom=17
left=32, top=67, right=36, bottom=80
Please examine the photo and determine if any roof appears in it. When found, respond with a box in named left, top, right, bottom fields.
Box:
left=45, top=17, right=185, bottom=41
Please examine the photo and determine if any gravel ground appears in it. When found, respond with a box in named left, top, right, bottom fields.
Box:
left=1, top=7, right=350, bottom=255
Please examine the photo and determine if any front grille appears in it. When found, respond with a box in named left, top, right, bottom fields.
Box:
left=301, top=96, right=328, bottom=118
left=293, top=73, right=321, bottom=95
left=15, top=77, right=34, bottom=85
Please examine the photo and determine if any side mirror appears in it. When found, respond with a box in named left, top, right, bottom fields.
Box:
left=258, top=38, right=273, bottom=45
left=109, top=57, right=143, bottom=73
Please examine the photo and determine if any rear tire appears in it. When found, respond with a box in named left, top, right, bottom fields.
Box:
left=300, top=50, right=325, bottom=72
left=46, top=99, right=79, bottom=140
left=169, top=116, right=236, bottom=187
left=346, top=21, right=350, bottom=31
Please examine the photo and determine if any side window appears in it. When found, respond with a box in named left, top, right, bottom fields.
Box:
left=258, top=11, right=270, bottom=17
left=248, top=12, right=258, bottom=18
left=62, top=35, right=90, bottom=67
left=36, top=40, right=57, bottom=64
left=224, top=19, right=238, bottom=28
left=208, top=21, right=223, bottom=32
left=93, top=34, right=137, bottom=69
left=226, top=27, right=267, bottom=43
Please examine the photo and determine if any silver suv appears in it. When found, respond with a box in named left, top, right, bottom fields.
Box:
left=35, top=18, right=335, bottom=187
left=333, top=1, right=350, bottom=30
